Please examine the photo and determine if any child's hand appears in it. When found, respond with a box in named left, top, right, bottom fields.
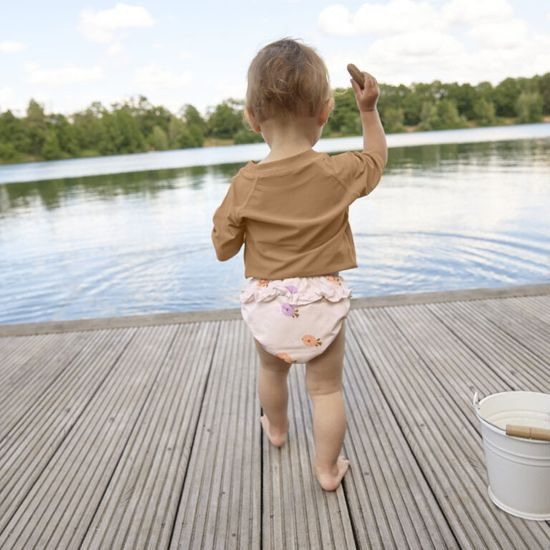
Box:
left=350, top=70, right=380, bottom=112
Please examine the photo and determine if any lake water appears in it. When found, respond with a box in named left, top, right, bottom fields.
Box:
left=1, top=130, right=550, bottom=325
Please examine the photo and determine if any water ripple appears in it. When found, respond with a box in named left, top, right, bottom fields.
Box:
left=1, top=138, right=549, bottom=323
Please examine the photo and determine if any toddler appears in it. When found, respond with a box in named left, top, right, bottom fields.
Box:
left=212, top=38, right=387, bottom=491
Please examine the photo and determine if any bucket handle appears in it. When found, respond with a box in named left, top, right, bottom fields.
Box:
left=473, top=391, right=550, bottom=442
left=472, top=391, right=505, bottom=434
left=506, top=425, right=550, bottom=442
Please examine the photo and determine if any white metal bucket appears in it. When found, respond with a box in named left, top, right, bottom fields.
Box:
left=473, top=391, right=550, bottom=521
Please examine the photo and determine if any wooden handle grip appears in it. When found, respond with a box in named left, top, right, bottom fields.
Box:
left=506, top=424, right=550, bottom=441
left=347, top=63, right=365, bottom=90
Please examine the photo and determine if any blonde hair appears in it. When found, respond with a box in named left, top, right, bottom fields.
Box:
left=246, top=38, right=331, bottom=123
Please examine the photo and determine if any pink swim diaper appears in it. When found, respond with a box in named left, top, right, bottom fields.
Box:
left=240, top=274, right=351, bottom=364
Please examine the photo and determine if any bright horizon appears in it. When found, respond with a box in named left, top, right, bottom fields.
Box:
left=1, top=0, right=549, bottom=117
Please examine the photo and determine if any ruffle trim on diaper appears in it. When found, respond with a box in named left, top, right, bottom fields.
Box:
left=240, top=275, right=351, bottom=306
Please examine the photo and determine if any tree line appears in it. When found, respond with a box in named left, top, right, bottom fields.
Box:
left=0, top=73, right=548, bottom=164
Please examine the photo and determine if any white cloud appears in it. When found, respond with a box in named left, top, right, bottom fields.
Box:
left=468, top=19, right=528, bottom=49
left=369, top=30, right=463, bottom=59
left=329, top=30, right=465, bottom=86
left=319, top=0, right=442, bottom=36
left=213, top=80, right=247, bottom=104
left=79, top=3, right=155, bottom=44
left=319, top=0, right=549, bottom=87
left=327, top=29, right=550, bottom=89
left=134, top=65, right=192, bottom=89
left=25, top=63, right=104, bottom=86
left=442, top=0, right=514, bottom=25
left=0, top=41, right=26, bottom=53
left=0, top=87, right=15, bottom=106
left=318, top=5, right=356, bottom=36
left=106, top=42, right=124, bottom=56
left=319, top=0, right=522, bottom=39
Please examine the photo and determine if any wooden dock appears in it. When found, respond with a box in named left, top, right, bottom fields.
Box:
left=1, top=284, right=549, bottom=549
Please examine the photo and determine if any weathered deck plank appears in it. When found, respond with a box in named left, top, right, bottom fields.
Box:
left=427, top=300, right=550, bottom=391
left=348, top=306, right=549, bottom=549
left=0, top=324, right=177, bottom=548
left=469, top=297, right=550, bottom=362
left=0, top=328, right=136, bottom=537
left=0, top=334, right=56, bottom=387
left=0, top=331, right=93, bottom=433
left=262, top=360, right=356, bottom=550
left=169, top=320, right=261, bottom=550
left=81, top=321, right=220, bottom=549
left=0, top=285, right=549, bottom=549
left=343, top=311, right=459, bottom=549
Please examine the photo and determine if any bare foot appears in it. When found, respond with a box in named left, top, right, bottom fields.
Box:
left=260, top=415, right=288, bottom=447
left=315, top=457, right=350, bottom=491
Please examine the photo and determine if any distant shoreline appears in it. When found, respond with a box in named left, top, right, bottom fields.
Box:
left=2, top=72, right=547, bottom=166
left=3, top=116, right=549, bottom=167
left=199, top=116, right=549, bottom=148
left=1, top=122, right=549, bottom=186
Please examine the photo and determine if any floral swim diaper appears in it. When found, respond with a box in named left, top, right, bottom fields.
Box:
left=240, top=274, right=351, bottom=364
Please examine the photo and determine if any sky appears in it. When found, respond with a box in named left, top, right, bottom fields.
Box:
left=1, top=0, right=549, bottom=116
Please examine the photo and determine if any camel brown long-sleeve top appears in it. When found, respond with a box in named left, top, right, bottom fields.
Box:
left=212, top=148, right=384, bottom=280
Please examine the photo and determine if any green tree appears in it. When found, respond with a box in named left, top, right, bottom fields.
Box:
left=0, top=110, right=29, bottom=157
left=207, top=99, right=245, bottom=139
left=49, top=113, right=78, bottom=156
left=381, top=107, right=405, bottom=133
left=100, top=108, right=145, bottom=154
left=233, top=128, right=264, bottom=144
left=72, top=102, right=108, bottom=156
left=168, top=117, right=202, bottom=148
left=402, top=92, right=424, bottom=126
left=515, top=91, right=543, bottom=123
left=494, top=78, right=521, bottom=117
left=475, top=81, right=494, bottom=101
left=125, top=95, right=172, bottom=136
left=419, top=99, right=466, bottom=130
left=168, top=117, right=185, bottom=148
left=472, top=98, right=496, bottom=126
left=438, top=99, right=467, bottom=129
left=326, top=88, right=361, bottom=136
left=149, top=125, right=169, bottom=150
left=180, top=104, right=206, bottom=146
left=0, top=142, right=19, bottom=162
left=418, top=102, right=438, bottom=130
left=24, top=99, right=48, bottom=156
left=402, top=83, right=437, bottom=126
left=42, top=129, right=63, bottom=160
left=445, top=83, right=477, bottom=120
left=182, top=104, right=207, bottom=133
left=377, top=83, right=410, bottom=130
left=535, top=72, right=550, bottom=115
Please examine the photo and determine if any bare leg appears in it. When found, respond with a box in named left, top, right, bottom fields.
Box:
left=310, top=391, right=350, bottom=491
left=306, top=324, right=350, bottom=491
left=256, top=341, right=290, bottom=447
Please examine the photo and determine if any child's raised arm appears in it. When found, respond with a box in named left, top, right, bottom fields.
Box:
left=349, top=69, right=388, bottom=166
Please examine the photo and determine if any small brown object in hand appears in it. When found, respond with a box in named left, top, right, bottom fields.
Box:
left=347, top=63, right=365, bottom=90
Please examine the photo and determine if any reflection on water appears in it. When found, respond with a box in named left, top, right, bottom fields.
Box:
left=1, top=122, right=549, bottom=185
left=1, top=139, right=549, bottom=324
left=0, top=164, right=238, bottom=212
